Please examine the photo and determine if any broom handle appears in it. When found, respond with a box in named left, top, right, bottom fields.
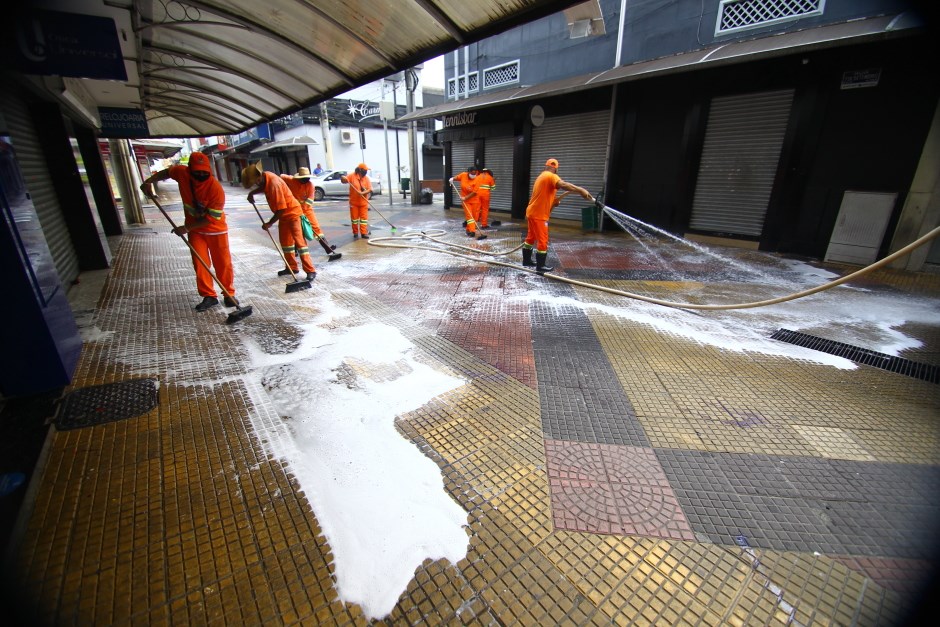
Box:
left=355, top=186, right=394, bottom=228
left=249, top=200, right=300, bottom=279
left=150, top=195, right=234, bottom=300
left=450, top=180, right=470, bottom=212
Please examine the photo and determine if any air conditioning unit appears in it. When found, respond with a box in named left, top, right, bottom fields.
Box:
left=340, top=129, right=355, bottom=144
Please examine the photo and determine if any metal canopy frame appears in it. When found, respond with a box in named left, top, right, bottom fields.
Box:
left=123, top=0, right=588, bottom=137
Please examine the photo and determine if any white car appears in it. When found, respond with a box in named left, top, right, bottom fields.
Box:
left=311, top=169, right=382, bottom=201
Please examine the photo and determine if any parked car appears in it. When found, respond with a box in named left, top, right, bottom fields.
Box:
left=311, top=169, right=382, bottom=201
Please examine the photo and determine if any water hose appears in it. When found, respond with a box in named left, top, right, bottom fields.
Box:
left=368, top=225, right=940, bottom=311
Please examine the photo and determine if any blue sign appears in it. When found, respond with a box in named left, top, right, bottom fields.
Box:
left=231, top=124, right=272, bottom=147
left=8, top=8, right=127, bottom=80
left=99, top=108, right=149, bottom=138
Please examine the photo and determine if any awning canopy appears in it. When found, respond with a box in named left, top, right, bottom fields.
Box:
left=250, top=135, right=320, bottom=154
left=400, top=12, right=925, bottom=122
left=130, top=139, right=184, bottom=158
left=17, top=0, right=588, bottom=138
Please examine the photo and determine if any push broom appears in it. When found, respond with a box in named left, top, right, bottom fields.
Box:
left=449, top=181, right=486, bottom=240
left=249, top=200, right=313, bottom=293
left=354, top=187, right=396, bottom=233
left=148, top=195, right=253, bottom=324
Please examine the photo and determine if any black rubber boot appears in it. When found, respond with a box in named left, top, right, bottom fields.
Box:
left=535, top=252, right=554, bottom=274
left=522, top=247, right=535, bottom=267
left=223, top=296, right=239, bottom=307
left=195, top=296, right=219, bottom=311
left=317, top=236, right=342, bottom=261
left=277, top=268, right=293, bottom=276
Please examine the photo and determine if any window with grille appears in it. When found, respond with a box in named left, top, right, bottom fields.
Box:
left=447, top=72, right=479, bottom=99
left=715, top=0, right=824, bottom=36
left=483, top=61, right=520, bottom=90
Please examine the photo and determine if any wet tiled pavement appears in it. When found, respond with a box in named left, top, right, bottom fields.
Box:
left=4, top=186, right=939, bottom=625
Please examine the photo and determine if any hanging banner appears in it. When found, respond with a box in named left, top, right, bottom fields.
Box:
left=7, top=8, right=127, bottom=81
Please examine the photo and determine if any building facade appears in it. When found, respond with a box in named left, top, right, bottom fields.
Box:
left=219, top=78, right=441, bottom=195
left=413, top=0, right=939, bottom=269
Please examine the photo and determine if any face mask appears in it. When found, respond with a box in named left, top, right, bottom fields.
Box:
left=469, top=173, right=477, bottom=179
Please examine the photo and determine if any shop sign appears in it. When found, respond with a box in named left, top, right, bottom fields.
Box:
left=841, top=68, right=881, bottom=90
left=98, top=107, right=149, bottom=138
left=346, top=100, right=382, bottom=122
left=231, top=124, right=272, bottom=146
left=443, top=112, right=478, bottom=128
left=8, top=8, right=126, bottom=80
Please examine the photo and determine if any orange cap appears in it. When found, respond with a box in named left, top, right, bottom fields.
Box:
left=545, top=158, right=559, bottom=168
left=189, top=152, right=211, bottom=173
left=357, top=163, right=369, bottom=171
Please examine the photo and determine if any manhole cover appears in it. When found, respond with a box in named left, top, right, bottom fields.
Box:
left=55, top=379, right=158, bottom=431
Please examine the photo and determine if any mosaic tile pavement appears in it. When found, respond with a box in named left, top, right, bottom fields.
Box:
left=3, top=191, right=939, bottom=625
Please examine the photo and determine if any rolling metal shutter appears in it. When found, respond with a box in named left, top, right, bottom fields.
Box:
left=483, top=135, right=513, bottom=213
left=450, top=140, right=475, bottom=174
left=449, top=139, right=475, bottom=197
left=530, top=109, right=609, bottom=220
left=0, top=90, right=80, bottom=286
left=690, top=89, right=794, bottom=237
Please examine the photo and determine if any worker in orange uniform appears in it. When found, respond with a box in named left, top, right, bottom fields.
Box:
left=280, top=167, right=342, bottom=261
left=522, top=158, right=593, bottom=274
left=341, top=164, right=373, bottom=239
left=476, top=166, right=496, bottom=230
left=140, top=152, right=239, bottom=312
left=241, top=161, right=317, bottom=281
left=449, top=165, right=486, bottom=240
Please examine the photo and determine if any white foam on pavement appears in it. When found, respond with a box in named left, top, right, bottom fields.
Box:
left=242, top=316, right=469, bottom=620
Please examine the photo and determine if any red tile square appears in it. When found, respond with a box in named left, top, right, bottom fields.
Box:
left=545, top=440, right=695, bottom=541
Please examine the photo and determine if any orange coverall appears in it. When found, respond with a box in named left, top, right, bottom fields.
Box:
left=476, top=170, right=495, bottom=228
left=259, top=172, right=315, bottom=274
left=281, top=175, right=325, bottom=238
left=168, top=165, right=235, bottom=298
left=344, top=171, right=372, bottom=236
left=452, top=171, right=481, bottom=234
left=524, top=170, right=561, bottom=253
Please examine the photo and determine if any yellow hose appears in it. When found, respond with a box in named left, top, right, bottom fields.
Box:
left=368, top=225, right=940, bottom=311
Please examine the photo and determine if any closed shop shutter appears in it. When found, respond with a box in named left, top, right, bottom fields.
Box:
left=449, top=140, right=475, bottom=195
left=0, top=90, right=79, bottom=286
left=483, top=135, right=513, bottom=213
left=690, top=89, right=794, bottom=237
left=530, top=109, right=609, bottom=221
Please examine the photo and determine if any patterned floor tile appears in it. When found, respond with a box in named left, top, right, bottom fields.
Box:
left=545, top=440, right=694, bottom=541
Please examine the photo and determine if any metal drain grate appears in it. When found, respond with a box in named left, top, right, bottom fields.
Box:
left=770, top=329, right=939, bottom=384
left=55, top=379, right=159, bottom=430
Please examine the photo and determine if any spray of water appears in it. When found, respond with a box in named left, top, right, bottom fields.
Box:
left=601, top=204, right=775, bottom=281
left=615, top=218, right=668, bottom=264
